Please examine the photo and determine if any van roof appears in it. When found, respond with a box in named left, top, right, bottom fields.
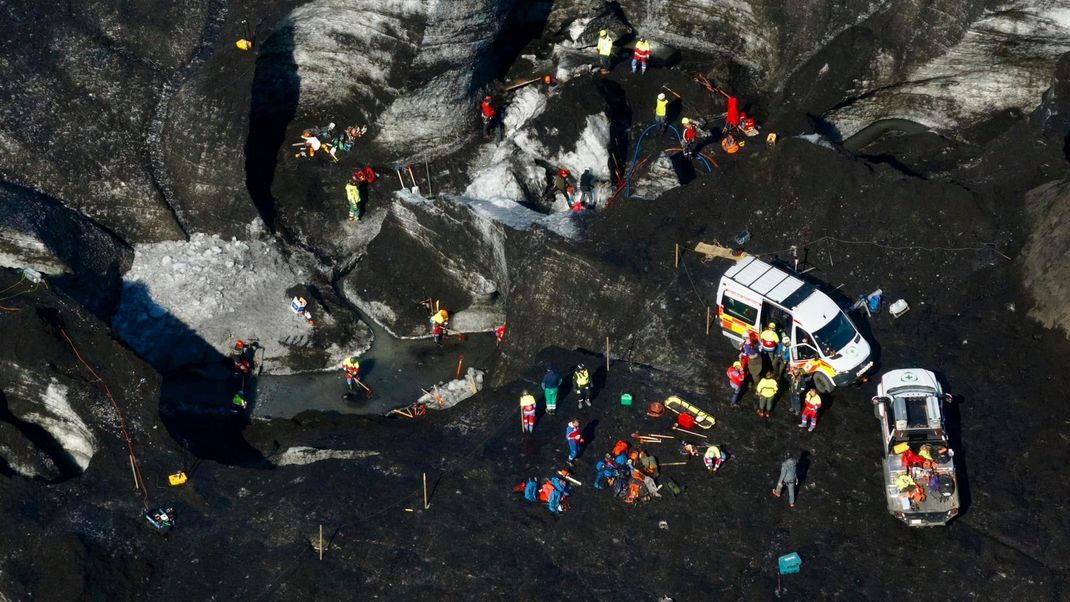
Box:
left=723, top=256, right=815, bottom=309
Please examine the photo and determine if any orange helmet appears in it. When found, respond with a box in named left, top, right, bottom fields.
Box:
left=484, top=95, right=492, bottom=102
left=559, top=169, right=568, bottom=177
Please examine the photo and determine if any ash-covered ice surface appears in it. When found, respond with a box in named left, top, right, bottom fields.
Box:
left=4, top=0, right=1070, bottom=599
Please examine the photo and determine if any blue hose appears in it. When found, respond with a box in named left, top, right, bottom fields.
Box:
left=625, top=122, right=710, bottom=197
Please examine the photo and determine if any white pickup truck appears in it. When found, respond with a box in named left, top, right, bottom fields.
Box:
left=872, top=369, right=960, bottom=526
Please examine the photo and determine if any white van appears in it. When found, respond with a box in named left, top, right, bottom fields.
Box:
left=716, top=255, right=873, bottom=392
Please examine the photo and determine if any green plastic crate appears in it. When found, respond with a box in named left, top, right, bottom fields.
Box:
left=620, top=393, right=633, bottom=406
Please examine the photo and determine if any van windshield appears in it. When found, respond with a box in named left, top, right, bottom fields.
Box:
left=812, top=312, right=857, bottom=355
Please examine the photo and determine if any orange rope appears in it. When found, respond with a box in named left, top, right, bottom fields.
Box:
left=59, top=328, right=150, bottom=510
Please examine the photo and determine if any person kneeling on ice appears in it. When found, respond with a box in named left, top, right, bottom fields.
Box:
left=341, top=357, right=361, bottom=392
left=799, top=389, right=822, bottom=431
left=229, top=390, right=247, bottom=413
left=704, top=444, right=727, bottom=472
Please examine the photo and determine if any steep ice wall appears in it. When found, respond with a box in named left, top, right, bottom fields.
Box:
left=112, top=233, right=372, bottom=373
left=2, top=371, right=97, bottom=473
left=1022, top=179, right=1070, bottom=339
left=827, top=1, right=1070, bottom=138
left=282, top=0, right=518, bottom=155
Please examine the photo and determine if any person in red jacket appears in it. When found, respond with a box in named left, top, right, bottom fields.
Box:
left=726, top=360, right=746, bottom=406
left=565, top=420, right=584, bottom=465
left=480, top=95, right=496, bottom=139
left=681, top=117, right=698, bottom=158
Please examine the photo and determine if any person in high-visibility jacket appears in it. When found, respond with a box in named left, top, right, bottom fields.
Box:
left=573, top=364, right=592, bottom=407
left=345, top=177, right=363, bottom=222
left=681, top=117, right=697, bottom=157
left=596, top=29, right=613, bottom=71
left=704, top=444, right=727, bottom=472
left=430, top=309, right=449, bottom=344
left=520, top=390, right=537, bottom=433
left=655, top=93, right=668, bottom=132
left=632, top=36, right=651, bottom=74
left=726, top=360, right=746, bottom=406
left=341, top=357, right=361, bottom=392
left=799, top=389, right=822, bottom=432
left=759, top=323, right=780, bottom=358
left=755, top=372, right=779, bottom=418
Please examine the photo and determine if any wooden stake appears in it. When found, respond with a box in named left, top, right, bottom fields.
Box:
left=645, top=434, right=675, bottom=439
left=426, top=159, right=433, bottom=196
left=606, top=337, right=610, bottom=372
left=423, top=473, right=429, bottom=509
left=455, top=355, right=463, bottom=379
left=661, top=461, right=688, bottom=466
left=672, top=425, right=709, bottom=439
left=319, top=524, right=323, bottom=560
left=706, top=306, right=712, bottom=335
left=128, top=454, right=138, bottom=490
left=674, top=243, right=680, bottom=268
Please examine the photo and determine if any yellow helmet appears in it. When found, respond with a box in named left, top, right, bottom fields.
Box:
left=681, top=117, right=690, bottom=126
left=767, top=322, right=776, bottom=329
left=599, top=29, right=607, bottom=37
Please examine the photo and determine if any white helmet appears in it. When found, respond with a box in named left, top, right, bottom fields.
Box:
left=681, top=117, right=690, bottom=125
left=657, top=93, right=665, bottom=100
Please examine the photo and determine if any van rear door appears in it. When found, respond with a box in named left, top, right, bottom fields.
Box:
left=717, top=284, right=760, bottom=343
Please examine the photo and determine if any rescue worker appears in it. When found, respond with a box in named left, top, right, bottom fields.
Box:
left=495, top=323, right=506, bottom=345
left=741, top=333, right=763, bottom=383
left=573, top=364, right=592, bottom=407
left=771, top=451, right=798, bottom=508
left=565, top=419, right=584, bottom=465
left=655, top=93, right=668, bottom=133
left=799, top=389, right=822, bottom=432
left=296, top=130, right=321, bottom=159
left=579, top=168, right=595, bottom=208
left=341, top=356, right=361, bottom=393
left=681, top=117, right=697, bottom=157
left=721, top=133, right=740, bottom=154
left=331, top=125, right=364, bottom=156
left=773, top=335, right=791, bottom=377
left=345, top=175, right=363, bottom=222
left=726, top=360, right=746, bottom=406
left=632, top=35, right=650, bottom=74
left=755, top=371, right=779, bottom=418
left=479, top=95, right=496, bottom=139
left=547, top=475, right=569, bottom=514
left=520, top=390, right=537, bottom=433
left=788, top=366, right=812, bottom=415
left=553, top=169, right=572, bottom=206
left=594, top=453, right=618, bottom=489
left=430, top=308, right=449, bottom=344
left=633, top=467, right=662, bottom=498
left=596, top=29, right=613, bottom=72
left=230, top=390, right=247, bottom=411
left=541, top=364, right=562, bottom=415
left=759, top=323, right=780, bottom=360
left=232, top=340, right=253, bottom=376
left=704, top=445, right=727, bottom=472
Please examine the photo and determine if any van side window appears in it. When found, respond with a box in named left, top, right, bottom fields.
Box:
left=794, top=329, right=819, bottom=360
left=722, top=294, right=758, bottom=325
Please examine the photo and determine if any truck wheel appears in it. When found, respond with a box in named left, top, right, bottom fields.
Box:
left=814, top=373, right=834, bottom=393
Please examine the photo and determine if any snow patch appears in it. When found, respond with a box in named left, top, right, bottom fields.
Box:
left=273, top=446, right=380, bottom=466
left=20, top=380, right=97, bottom=471
left=796, top=133, right=838, bottom=150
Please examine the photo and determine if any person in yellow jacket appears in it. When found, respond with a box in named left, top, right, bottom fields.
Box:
left=655, top=93, right=668, bottom=133
left=345, top=177, right=363, bottom=222
left=755, top=372, right=779, bottom=418
left=596, top=29, right=613, bottom=72
left=430, top=309, right=449, bottom=344
left=573, top=363, right=592, bottom=407
left=520, top=390, right=537, bottom=433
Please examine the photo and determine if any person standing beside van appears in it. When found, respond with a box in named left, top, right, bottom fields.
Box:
left=755, top=372, right=779, bottom=418
left=741, top=333, right=763, bottom=383
left=759, top=323, right=780, bottom=361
